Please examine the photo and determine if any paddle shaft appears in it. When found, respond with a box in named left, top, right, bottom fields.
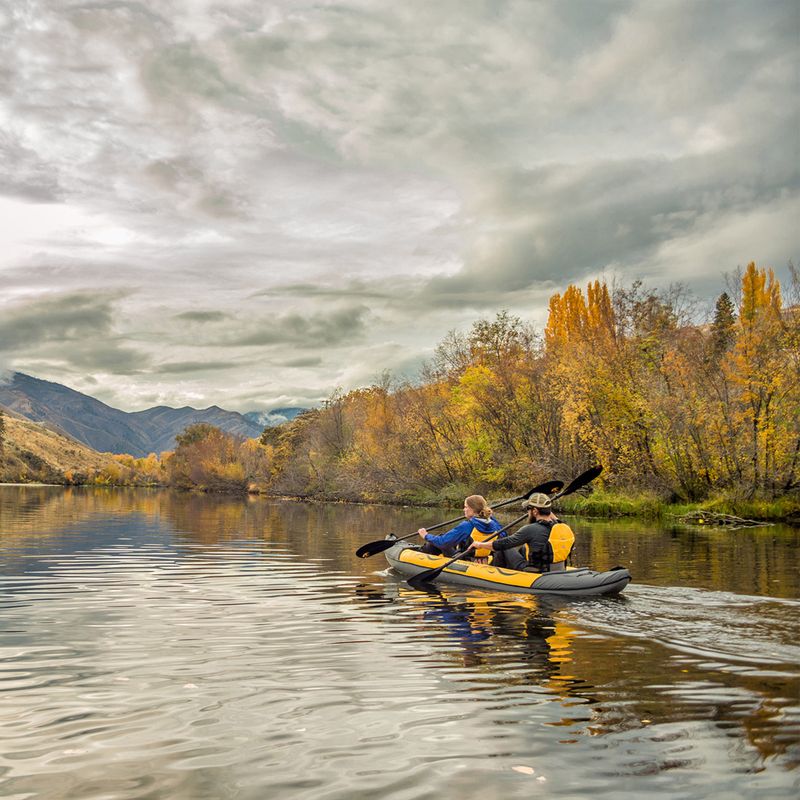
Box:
left=408, top=513, right=528, bottom=586
left=397, top=491, right=530, bottom=542
left=355, top=479, right=563, bottom=558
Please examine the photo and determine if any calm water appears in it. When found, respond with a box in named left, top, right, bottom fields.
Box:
left=1, top=486, right=798, bottom=800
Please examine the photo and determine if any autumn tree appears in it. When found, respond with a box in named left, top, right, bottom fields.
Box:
left=545, top=278, right=663, bottom=483
left=723, top=263, right=795, bottom=495
left=168, top=424, right=251, bottom=492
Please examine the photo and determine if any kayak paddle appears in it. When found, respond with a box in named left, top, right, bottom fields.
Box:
left=354, top=479, right=564, bottom=559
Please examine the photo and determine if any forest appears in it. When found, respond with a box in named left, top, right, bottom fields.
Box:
left=88, top=263, right=799, bottom=514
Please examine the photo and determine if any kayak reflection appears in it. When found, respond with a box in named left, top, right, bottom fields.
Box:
left=362, top=580, right=591, bottom=694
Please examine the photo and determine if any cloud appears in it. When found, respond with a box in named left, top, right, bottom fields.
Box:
left=151, top=360, right=239, bottom=374
left=256, top=281, right=393, bottom=301
left=0, top=291, right=151, bottom=374
left=227, top=305, right=371, bottom=348
left=174, top=310, right=230, bottom=323
left=0, top=132, right=62, bottom=202
left=55, top=340, right=151, bottom=374
left=418, top=148, right=797, bottom=306
left=278, top=357, right=323, bottom=368
left=0, top=292, right=117, bottom=349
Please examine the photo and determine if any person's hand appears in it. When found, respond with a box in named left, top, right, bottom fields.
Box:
left=418, top=528, right=427, bottom=539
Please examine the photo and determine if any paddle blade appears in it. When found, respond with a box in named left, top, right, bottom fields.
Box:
left=524, top=479, right=563, bottom=499
left=408, top=567, right=444, bottom=591
left=557, top=465, right=603, bottom=499
left=407, top=572, right=444, bottom=594
left=407, top=544, right=475, bottom=590
left=355, top=539, right=396, bottom=558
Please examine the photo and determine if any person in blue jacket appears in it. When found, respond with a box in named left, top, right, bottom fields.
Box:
left=418, top=495, right=503, bottom=559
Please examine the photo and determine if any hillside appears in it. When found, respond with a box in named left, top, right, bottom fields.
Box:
left=0, top=373, right=153, bottom=455
left=0, top=373, right=264, bottom=456
left=0, top=411, right=115, bottom=483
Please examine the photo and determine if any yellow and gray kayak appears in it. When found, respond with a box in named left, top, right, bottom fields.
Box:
left=385, top=542, right=631, bottom=596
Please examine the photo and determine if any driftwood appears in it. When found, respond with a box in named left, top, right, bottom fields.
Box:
left=674, top=510, right=768, bottom=528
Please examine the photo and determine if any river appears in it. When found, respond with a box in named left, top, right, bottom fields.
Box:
left=1, top=485, right=798, bottom=799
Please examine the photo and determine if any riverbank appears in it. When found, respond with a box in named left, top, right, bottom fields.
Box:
left=4, top=475, right=799, bottom=524
left=557, top=488, right=800, bottom=524
left=384, top=483, right=800, bottom=525
left=262, top=484, right=800, bottom=525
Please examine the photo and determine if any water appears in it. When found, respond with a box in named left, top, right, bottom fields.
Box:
left=1, top=486, right=798, bottom=799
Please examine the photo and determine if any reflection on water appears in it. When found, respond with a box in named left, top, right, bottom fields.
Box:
left=1, top=485, right=798, bottom=799
left=3, top=485, right=798, bottom=597
left=357, top=581, right=800, bottom=770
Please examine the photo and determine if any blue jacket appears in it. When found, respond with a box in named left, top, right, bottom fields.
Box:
left=425, top=516, right=503, bottom=550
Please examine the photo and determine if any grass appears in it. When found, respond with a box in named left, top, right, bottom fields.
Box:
left=1, top=414, right=114, bottom=483
left=559, top=487, right=800, bottom=523
left=559, top=488, right=666, bottom=518
left=668, top=494, right=800, bottom=522
left=366, top=483, right=800, bottom=524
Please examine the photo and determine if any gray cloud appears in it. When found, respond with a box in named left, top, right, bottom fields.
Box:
left=0, top=132, right=62, bottom=202
left=0, top=292, right=117, bottom=349
left=229, top=305, right=370, bottom=348
left=55, top=339, right=151, bottom=374
left=151, top=360, right=238, bottom=374
left=278, top=357, right=323, bottom=368
left=256, top=281, right=393, bottom=301
left=0, top=291, right=151, bottom=374
left=174, top=310, right=230, bottom=323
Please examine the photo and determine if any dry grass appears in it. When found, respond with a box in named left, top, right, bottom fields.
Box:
left=1, top=413, right=115, bottom=482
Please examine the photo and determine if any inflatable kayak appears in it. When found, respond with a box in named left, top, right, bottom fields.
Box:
left=385, top=542, right=631, bottom=596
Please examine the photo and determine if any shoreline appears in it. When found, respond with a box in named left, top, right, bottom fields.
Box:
left=2, top=480, right=798, bottom=525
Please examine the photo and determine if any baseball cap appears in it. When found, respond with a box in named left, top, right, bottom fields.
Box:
left=522, top=492, right=553, bottom=510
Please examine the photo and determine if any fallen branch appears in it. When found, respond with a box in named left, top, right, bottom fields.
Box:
left=673, top=510, right=769, bottom=528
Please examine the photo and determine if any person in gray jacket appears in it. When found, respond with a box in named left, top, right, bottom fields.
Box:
left=473, top=492, right=561, bottom=572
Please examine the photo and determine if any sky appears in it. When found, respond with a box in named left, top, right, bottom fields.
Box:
left=1, top=0, right=798, bottom=413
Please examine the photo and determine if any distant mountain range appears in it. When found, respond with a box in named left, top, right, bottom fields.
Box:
left=0, top=372, right=306, bottom=457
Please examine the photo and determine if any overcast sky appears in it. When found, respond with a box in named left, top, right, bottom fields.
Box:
left=1, top=1, right=798, bottom=413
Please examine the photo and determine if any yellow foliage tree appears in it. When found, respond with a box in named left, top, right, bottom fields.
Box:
left=723, top=263, right=795, bottom=494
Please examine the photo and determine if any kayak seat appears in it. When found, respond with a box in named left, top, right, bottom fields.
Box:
left=548, top=523, right=575, bottom=572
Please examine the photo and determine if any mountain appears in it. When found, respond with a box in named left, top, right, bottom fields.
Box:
left=0, top=373, right=153, bottom=455
left=129, top=405, right=264, bottom=453
left=0, top=372, right=264, bottom=457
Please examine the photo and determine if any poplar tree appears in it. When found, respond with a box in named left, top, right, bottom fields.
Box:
left=724, top=263, right=787, bottom=494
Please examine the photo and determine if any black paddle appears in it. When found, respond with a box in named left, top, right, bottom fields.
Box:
left=406, top=465, right=603, bottom=590
left=354, top=479, right=564, bottom=558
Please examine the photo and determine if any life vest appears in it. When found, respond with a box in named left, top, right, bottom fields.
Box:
left=523, top=519, right=575, bottom=572
left=548, top=523, right=575, bottom=571
left=470, top=521, right=497, bottom=559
